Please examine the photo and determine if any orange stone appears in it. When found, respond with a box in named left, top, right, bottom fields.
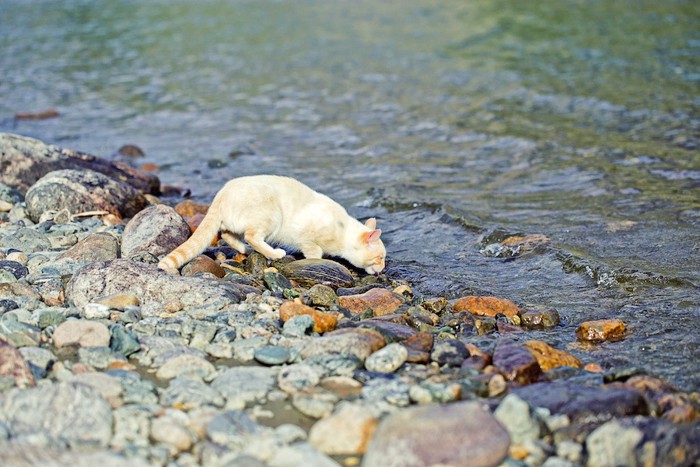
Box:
left=279, top=301, right=338, bottom=333
left=175, top=199, right=210, bottom=218
left=452, top=296, right=521, bottom=318
left=584, top=363, right=603, bottom=373
left=524, top=340, right=582, bottom=371
left=139, top=162, right=160, bottom=172
left=186, top=213, right=219, bottom=246
left=575, top=319, right=626, bottom=342
left=338, top=288, right=404, bottom=317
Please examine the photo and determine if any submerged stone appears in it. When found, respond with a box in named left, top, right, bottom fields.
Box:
left=576, top=319, right=626, bottom=342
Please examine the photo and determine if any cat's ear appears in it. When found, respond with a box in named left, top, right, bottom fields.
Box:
left=364, top=218, right=377, bottom=230
left=362, top=229, right=382, bottom=244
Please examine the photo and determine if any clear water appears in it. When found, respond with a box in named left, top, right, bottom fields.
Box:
left=2, top=0, right=699, bottom=391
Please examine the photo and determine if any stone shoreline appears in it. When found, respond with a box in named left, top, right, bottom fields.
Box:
left=0, top=132, right=698, bottom=466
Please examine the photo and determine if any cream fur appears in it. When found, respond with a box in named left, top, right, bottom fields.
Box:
left=158, top=175, right=386, bottom=274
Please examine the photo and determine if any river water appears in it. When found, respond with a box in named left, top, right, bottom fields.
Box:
left=2, top=0, right=699, bottom=391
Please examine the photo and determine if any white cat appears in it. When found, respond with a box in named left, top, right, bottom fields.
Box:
left=158, top=175, right=386, bottom=274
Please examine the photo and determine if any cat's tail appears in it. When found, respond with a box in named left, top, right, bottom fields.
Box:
left=158, top=210, right=221, bottom=271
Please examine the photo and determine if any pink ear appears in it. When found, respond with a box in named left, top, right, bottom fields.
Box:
left=364, top=218, right=377, bottom=230
left=364, top=229, right=382, bottom=243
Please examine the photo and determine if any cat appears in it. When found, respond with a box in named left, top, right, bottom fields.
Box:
left=158, top=175, right=386, bottom=274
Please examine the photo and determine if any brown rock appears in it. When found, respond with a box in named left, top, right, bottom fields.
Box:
left=300, top=328, right=385, bottom=361
left=575, top=319, right=626, bottom=342
left=452, top=296, right=521, bottom=318
left=362, top=401, right=510, bottom=467
left=524, top=340, right=582, bottom=371
left=279, top=301, right=339, bottom=334
left=520, top=307, right=560, bottom=329
left=338, top=288, right=403, bottom=316
left=53, top=320, right=111, bottom=348
left=492, top=338, right=542, bottom=385
left=175, top=199, right=210, bottom=218
left=622, top=375, right=698, bottom=421
left=0, top=338, right=35, bottom=387
left=181, top=255, right=226, bottom=278
left=421, top=297, right=448, bottom=314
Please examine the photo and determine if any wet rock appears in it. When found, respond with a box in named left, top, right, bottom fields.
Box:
left=53, top=320, right=111, bottom=348
left=24, top=169, right=148, bottom=223
left=621, top=374, right=698, bottom=422
left=301, top=328, right=386, bottom=361
left=306, top=284, right=338, bottom=307
left=0, top=338, right=35, bottom=387
left=514, top=381, right=648, bottom=423
left=280, top=259, right=354, bottom=289
left=279, top=301, right=338, bottom=333
left=309, top=403, right=379, bottom=456
left=0, top=260, right=28, bottom=280
left=0, top=381, right=113, bottom=446
left=160, top=376, right=225, bottom=409
left=66, top=259, right=242, bottom=311
left=430, top=338, right=470, bottom=366
left=524, top=340, right=582, bottom=371
left=421, top=297, right=448, bottom=314
left=0, top=132, right=159, bottom=194
left=493, top=338, right=543, bottom=385
left=181, top=255, right=226, bottom=278
left=358, top=319, right=417, bottom=343
left=174, top=199, right=210, bottom=218
left=362, top=401, right=510, bottom=467
left=452, top=295, right=521, bottom=318
left=254, top=345, right=291, bottom=365
left=263, top=270, right=295, bottom=297
left=521, top=307, right=561, bottom=329
left=211, top=366, right=277, bottom=409
left=121, top=204, right=191, bottom=260
left=576, top=319, right=626, bottom=342
left=338, top=287, right=403, bottom=316
left=365, top=343, right=407, bottom=373
left=56, top=232, right=120, bottom=263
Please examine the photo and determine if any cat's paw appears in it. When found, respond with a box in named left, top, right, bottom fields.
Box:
left=270, top=248, right=287, bottom=260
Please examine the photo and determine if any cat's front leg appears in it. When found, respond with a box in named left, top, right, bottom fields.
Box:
left=300, top=243, right=323, bottom=259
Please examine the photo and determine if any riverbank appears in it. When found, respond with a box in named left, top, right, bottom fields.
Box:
left=0, top=133, right=698, bottom=466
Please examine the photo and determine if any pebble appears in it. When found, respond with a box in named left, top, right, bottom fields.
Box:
left=300, top=328, right=386, bottom=361
left=155, top=354, right=216, bottom=380
left=0, top=338, right=35, bottom=387
left=211, top=366, right=277, bottom=408
left=362, top=401, right=510, bottom=467
left=524, top=340, right=582, bottom=371
left=493, top=338, right=543, bottom=385
left=278, top=363, right=321, bottom=393
left=282, top=314, right=315, bottom=337
left=308, top=403, right=379, bottom=455
left=337, top=287, right=404, bottom=316
left=279, top=301, right=338, bottom=333
left=494, top=393, right=542, bottom=444
left=53, top=320, right=111, bottom=348
left=254, top=345, right=291, bottom=365
left=430, top=338, right=470, bottom=366
left=121, top=204, right=191, bottom=259
left=364, top=343, right=407, bottom=373
left=160, top=376, right=225, bottom=409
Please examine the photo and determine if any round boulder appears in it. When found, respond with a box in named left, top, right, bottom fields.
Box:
left=121, top=204, right=190, bottom=259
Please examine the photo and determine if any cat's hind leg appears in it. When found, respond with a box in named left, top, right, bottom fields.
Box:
left=221, top=231, right=248, bottom=254
left=244, top=229, right=286, bottom=259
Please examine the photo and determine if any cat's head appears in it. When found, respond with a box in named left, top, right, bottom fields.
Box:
left=346, top=218, right=386, bottom=274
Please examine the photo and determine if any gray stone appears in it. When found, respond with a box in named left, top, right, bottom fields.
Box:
left=268, top=442, right=341, bottom=467
left=18, top=346, right=55, bottom=380
left=121, top=204, right=190, bottom=259
left=0, top=382, right=113, bottom=447
left=206, top=410, right=261, bottom=449
left=278, top=363, right=321, bottom=393
left=25, top=169, right=148, bottom=223
left=0, top=132, right=159, bottom=194
left=32, top=308, right=67, bottom=329
left=306, top=284, right=339, bottom=307
left=306, top=353, right=362, bottom=378
left=66, top=259, right=242, bottom=310
left=211, top=366, right=277, bottom=408
left=160, top=376, right=225, bottom=409
left=0, top=337, right=35, bottom=387
left=364, top=343, right=407, bottom=373
left=112, top=404, right=155, bottom=448
left=494, top=393, right=542, bottom=444
left=106, top=370, right=158, bottom=405
left=283, top=314, right=316, bottom=337
left=0, top=442, right=150, bottom=467
left=361, top=378, right=411, bottom=407
left=0, top=227, right=51, bottom=253
left=430, top=338, right=469, bottom=366
left=110, top=324, right=141, bottom=357
left=78, top=346, right=124, bottom=369
left=292, top=390, right=339, bottom=419
left=585, top=419, right=644, bottom=467
left=0, top=260, right=28, bottom=280
left=362, top=401, right=510, bottom=467
left=56, top=232, right=120, bottom=264
left=0, top=282, right=43, bottom=310
left=68, top=372, right=123, bottom=407
left=254, top=345, right=291, bottom=366
left=150, top=409, right=195, bottom=453
left=155, top=354, right=216, bottom=380
left=0, top=319, right=41, bottom=347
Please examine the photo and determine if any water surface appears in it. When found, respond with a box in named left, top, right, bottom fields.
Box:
left=2, top=0, right=699, bottom=390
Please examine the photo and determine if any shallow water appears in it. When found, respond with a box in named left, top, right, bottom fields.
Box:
left=2, top=0, right=699, bottom=390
